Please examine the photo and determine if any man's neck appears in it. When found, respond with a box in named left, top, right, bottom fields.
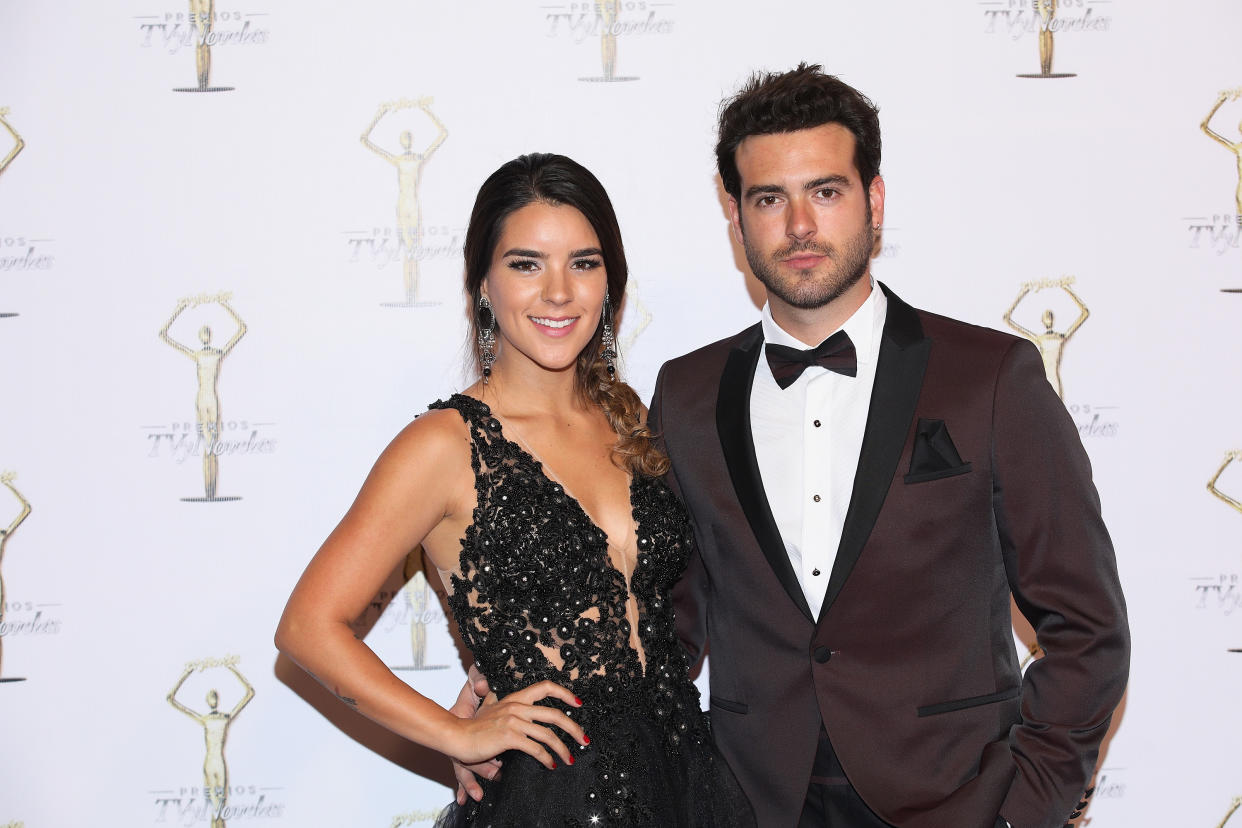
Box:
left=768, top=275, right=873, bottom=347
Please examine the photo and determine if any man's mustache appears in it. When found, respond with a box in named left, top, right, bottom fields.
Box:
left=774, top=241, right=833, bottom=259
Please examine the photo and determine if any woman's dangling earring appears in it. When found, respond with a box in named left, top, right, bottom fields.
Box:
left=477, top=294, right=497, bottom=383
left=601, top=293, right=617, bottom=379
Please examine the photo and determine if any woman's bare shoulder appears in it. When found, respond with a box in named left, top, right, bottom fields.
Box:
left=379, top=406, right=473, bottom=476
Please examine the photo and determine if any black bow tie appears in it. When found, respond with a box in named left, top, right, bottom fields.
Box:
left=764, top=330, right=858, bottom=390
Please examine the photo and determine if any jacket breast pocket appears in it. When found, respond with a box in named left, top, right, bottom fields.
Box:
left=903, top=463, right=973, bottom=485
left=903, top=417, right=972, bottom=484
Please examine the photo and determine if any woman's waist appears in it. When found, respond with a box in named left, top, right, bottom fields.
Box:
left=524, top=674, right=702, bottom=737
left=498, top=669, right=647, bottom=707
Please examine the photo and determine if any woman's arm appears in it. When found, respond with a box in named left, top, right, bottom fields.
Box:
left=275, top=410, right=585, bottom=767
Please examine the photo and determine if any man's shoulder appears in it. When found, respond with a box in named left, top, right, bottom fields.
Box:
left=907, top=303, right=1046, bottom=391
left=914, top=306, right=1027, bottom=357
left=659, top=323, right=761, bottom=377
left=880, top=283, right=1026, bottom=360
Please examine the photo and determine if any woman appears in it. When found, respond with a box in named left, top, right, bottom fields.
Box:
left=276, top=153, right=753, bottom=826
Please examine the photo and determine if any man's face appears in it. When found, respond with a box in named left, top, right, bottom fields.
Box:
left=728, top=123, right=884, bottom=312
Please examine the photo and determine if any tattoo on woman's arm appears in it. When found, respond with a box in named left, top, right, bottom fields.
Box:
left=308, top=670, right=360, bottom=711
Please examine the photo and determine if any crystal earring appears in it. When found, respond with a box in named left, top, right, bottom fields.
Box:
left=601, top=293, right=617, bottom=379
left=477, top=294, right=497, bottom=383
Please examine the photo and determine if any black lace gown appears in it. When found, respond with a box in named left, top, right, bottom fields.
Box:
left=431, top=395, right=754, bottom=828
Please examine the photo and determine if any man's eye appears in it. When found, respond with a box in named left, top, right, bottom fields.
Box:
left=756, top=195, right=779, bottom=207
left=816, top=188, right=840, bottom=200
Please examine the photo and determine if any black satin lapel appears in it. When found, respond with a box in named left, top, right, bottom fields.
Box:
left=821, top=289, right=929, bottom=620
left=716, top=328, right=815, bottom=623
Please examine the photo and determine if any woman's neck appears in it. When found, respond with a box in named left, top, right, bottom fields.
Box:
left=475, top=360, right=588, bottom=421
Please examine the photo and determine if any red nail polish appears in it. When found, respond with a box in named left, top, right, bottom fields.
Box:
left=574, top=696, right=583, bottom=706
left=551, top=761, right=558, bottom=770
left=583, top=734, right=591, bottom=744
left=568, top=755, right=575, bottom=765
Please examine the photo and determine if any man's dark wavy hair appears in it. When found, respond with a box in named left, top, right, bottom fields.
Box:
left=716, top=63, right=881, bottom=199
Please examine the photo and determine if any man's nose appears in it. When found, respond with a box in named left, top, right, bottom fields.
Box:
left=786, top=199, right=816, bottom=240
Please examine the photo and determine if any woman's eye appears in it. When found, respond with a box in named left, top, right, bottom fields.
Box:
left=507, top=259, right=538, bottom=273
left=572, top=258, right=603, bottom=271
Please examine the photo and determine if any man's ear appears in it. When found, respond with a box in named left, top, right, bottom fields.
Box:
left=727, top=197, right=744, bottom=247
left=868, top=175, right=886, bottom=229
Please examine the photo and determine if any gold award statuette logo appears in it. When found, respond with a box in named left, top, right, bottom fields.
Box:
left=1219, top=796, right=1242, bottom=828
left=1018, top=641, right=1044, bottom=671
left=544, top=1, right=675, bottom=83
left=1208, top=450, right=1242, bottom=515
left=982, top=0, right=1109, bottom=76
left=361, top=98, right=448, bottom=308
left=159, top=292, right=247, bottom=502
left=176, top=0, right=232, bottom=92
left=1207, top=451, right=1242, bottom=655
left=167, top=656, right=255, bottom=828
left=0, top=471, right=32, bottom=684
left=175, top=1, right=235, bottom=92
left=0, top=107, right=25, bottom=178
left=1003, top=276, right=1089, bottom=400
left=1016, top=0, right=1076, bottom=78
left=391, top=551, right=448, bottom=672
left=1202, top=87, right=1242, bottom=293
left=579, top=0, right=636, bottom=83
left=135, top=6, right=270, bottom=92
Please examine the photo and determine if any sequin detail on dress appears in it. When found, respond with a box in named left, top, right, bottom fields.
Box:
left=431, top=394, right=754, bottom=828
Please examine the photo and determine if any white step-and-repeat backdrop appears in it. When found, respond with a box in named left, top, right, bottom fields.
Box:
left=2, top=1, right=1240, bottom=826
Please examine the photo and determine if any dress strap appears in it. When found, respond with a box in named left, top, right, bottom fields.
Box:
left=428, top=394, right=495, bottom=442
left=428, top=392, right=490, bottom=420
left=428, top=393, right=515, bottom=493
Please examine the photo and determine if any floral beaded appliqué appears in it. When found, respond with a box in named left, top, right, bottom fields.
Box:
left=429, top=395, right=714, bottom=824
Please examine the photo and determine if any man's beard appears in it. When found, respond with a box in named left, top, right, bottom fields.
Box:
left=743, top=219, right=874, bottom=310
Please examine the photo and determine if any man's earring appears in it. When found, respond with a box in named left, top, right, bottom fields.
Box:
left=477, top=294, right=497, bottom=383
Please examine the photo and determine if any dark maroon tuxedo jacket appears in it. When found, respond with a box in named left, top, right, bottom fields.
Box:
left=649, top=285, right=1129, bottom=828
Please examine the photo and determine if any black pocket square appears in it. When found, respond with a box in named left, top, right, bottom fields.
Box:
left=904, top=418, right=972, bottom=484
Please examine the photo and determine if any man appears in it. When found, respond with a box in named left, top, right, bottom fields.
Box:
left=646, top=65, right=1129, bottom=827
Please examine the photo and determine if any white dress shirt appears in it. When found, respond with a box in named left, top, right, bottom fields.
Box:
left=750, top=281, right=888, bottom=620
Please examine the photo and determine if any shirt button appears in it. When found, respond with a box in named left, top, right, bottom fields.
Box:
left=813, top=419, right=821, bottom=428
left=812, top=494, right=821, bottom=502
left=813, top=646, right=832, bottom=663
left=812, top=568, right=821, bottom=577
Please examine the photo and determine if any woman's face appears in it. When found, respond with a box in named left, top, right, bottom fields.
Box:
left=483, top=201, right=608, bottom=378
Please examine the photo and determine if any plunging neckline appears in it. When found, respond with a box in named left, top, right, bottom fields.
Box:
left=456, top=394, right=640, bottom=560
left=453, top=393, right=649, bottom=675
